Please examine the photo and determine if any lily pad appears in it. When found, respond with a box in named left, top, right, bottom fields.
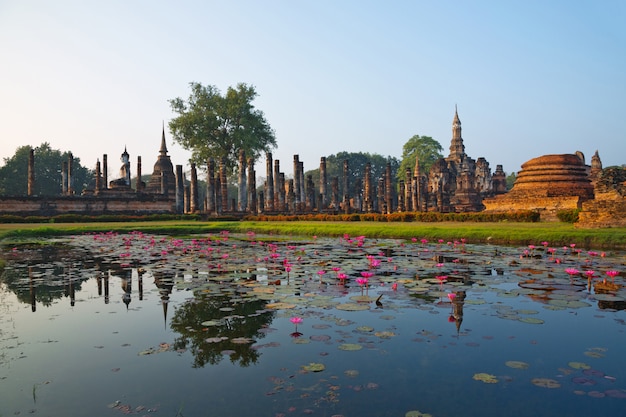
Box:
left=338, top=343, right=363, bottom=351
left=505, top=361, right=530, bottom=370
left=569, top=361, right=591, bottom=370
left=374, top=331, right=396, bottom=338
left=265, top=302, right=296, bottom=309
left=473, top=373, right=498, bottom=383
left=405, top=411, right=433, bottom=417
left=518, top=317, right=544, bottom=324
left=336, top=303, right=370, bottom=311
left=302, top=362, right=325, bottom=372
left=531, top=378, right=561, bottom=388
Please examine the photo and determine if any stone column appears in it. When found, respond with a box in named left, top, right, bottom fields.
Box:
left=219, top=157, right=228, bottom=213
left=214, top=175, right=222, bottom=214
left=331, top=177, right=339, bottom=209
left=190, top=163, right=198, bottom=213
left=299, top=161, right=305, bottom=211
left=378, top=178, right=385, bottom=213
left=136, top=156, right=142, bottom=193
left=67, top=152, right=74, bottom=195
left=364, top=162, right=372, bottom=212
left=287, top=179, right=295, bottom=213
left=342, top=159, right=349, bottom=210
left=184, top=184, right=190, bottom=214
left=175, top=165, right=184, bottom=214
left=319, top=157, right=327, bottom=209
left=293, top=155, right=301, bottom=212
left=61, top=161, right=68, bottom=195
left=266, top=152, right=274, bottom=211
left=237, top=150, right=247, bottom=212
left=27, top=148, right=35, bottom=196
left=247, top=157, right=256, bottom=214
left=95, top=159, right=102, bottom=194
left=385, top=162, right=393, bottom=214
left=102, top=154, right=108, bottom=190
left=404, top=168, right=412, bottom=212
left=207, top=158, right=215, bottom=214
left=274, top=160, right=281, bottom=211
left=306, top=174, right=315, bottom=211
left=278, top=172, right=286, bottom=211
left=398, top=180, right=405, bottom=212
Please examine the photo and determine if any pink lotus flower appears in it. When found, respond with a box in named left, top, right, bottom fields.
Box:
left=565, top=268, right=579, bottom=276
left=356, top=277, right=368, bottom=286
left=606, top=270, right=619, bottom=281
left=360, top=271, right=374, bottom=279
left=391, top=283, right=398, bottom=291
left=289, top=317, right=303, bottom=325
left=584, top=270, right=595, bottom=278
left=337, top=273, right=347, bottom=281
left=447, top=293, right=457, bottom=302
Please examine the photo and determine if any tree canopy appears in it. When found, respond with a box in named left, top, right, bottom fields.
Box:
left=396, top=135, right=443, bottom=182
left=169, top=82, right=277, bottom=174
left=304, top=151, right=400, bottom=197
left=0, top=142, right=93, bottom=196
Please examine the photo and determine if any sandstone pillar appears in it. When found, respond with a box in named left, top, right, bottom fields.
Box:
left=102, top=154, right=108, bottom=190
left=61, top=161, right=68, bottom=195
left=319, top=157, right=327, bottom=209
left=175, top=165, right=184, bottom=214
left=378, top=178, right=385, bottom=214
left=274, top=160, right=281, bottom=211
left=95, top=159, right=102, bottom=194
left=237, top=150, right=247, bottom=212
left=207, top=158, right=216, bottom=214
left=67, top=152, right=74, bottom=195
left=184, top=184, right=190, bottom=214
left=266, top=152, right=274, bottom=211
left=299, top=161, right=305, bottom=211
left=247, top=157, right=256, bottom=214
left=342, top=159, right=350, bottom=210
left=398, top=180, right=405, bottom=212
left=278, top=172, right=286, bottom=211
left=404, top=168, right=412, bottom=212
left=293, top=155, right=301, bottom=212
left=287, top=179, right=295, bottom=212
left=161, top=171, right=168, bottom=197
left=27, top=148, right=35, bottom=196
left=190, top=163, right=198, bottom=213
left=364, top=162, right=372, bottom=212
left=331, top=177, right=339, bottom=209
left=219, top=157, right=228, bottom=213
left=385, top=162, right=393, bottom=214
left=136, top=156, right=142, bottom=193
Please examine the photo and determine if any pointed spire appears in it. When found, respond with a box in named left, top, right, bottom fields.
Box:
left=160, top=121, right=168, bottom=155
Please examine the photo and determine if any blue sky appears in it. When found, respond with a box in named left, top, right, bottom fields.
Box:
left=1, top=1, right=624, bottom=180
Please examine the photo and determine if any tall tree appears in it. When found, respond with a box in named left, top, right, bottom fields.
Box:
left=396, top=135, right=443, bottom=182
left=169, top=82, right=276, bottom=174
left=0, top=142, right=93, bottom=196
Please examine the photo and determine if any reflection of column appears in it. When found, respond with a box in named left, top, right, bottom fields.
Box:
left=29, top=266, right=36, bottom=312
left=104, top=273, right=110, bottom=304
left=97, top=273, right=102, bottom=296
left=450, top=291, right=466, bottom=335
left=138, top=271, right=144, bottom=301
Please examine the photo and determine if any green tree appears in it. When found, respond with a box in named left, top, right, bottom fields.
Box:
left=304, top=151, right=400, bottom=197
left=396, top=135, right=443, bottom=183
left=506, top=172, right=517, bottom=190
left=169, top=82, right=277, bottom=174
left=0, top=142, right=93, bottom=196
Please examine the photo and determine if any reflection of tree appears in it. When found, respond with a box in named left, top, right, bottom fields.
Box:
left=0, top=245, right=89, bottom=309
left=170, top=292, right=275, bottom=368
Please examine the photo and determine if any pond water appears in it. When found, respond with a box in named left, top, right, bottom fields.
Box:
left=1, top=232, right=625, bottom=417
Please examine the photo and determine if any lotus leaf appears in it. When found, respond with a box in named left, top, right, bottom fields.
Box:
left=302, top=362, right=325, bottom=372
left=336, top=303, right=370, bottom=311
left=338, top=343, right=363, bottom=351
left=531, top=378, right=561, bottom=388
left=505, top=361, right=530, bottom=370
left=265, top=302, right=296, bottom=309
left=473, top=373, right=498, bottom=383
left=568, top=361, right=591, bottom=370
left=405, top=411, right=433, bottom=417
left=374, top=331, right=396, bottom=338
left=518, top=317, right=544, bottom=324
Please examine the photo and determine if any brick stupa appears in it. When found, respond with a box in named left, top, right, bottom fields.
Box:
left=483, top=153, right=594, bottom=220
